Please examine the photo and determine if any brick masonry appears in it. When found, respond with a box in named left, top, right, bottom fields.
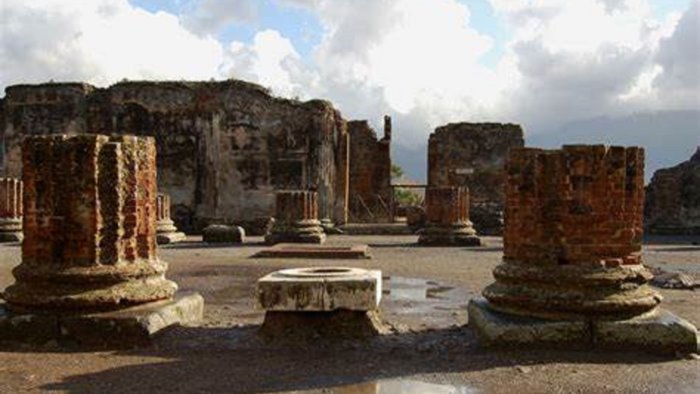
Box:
left=3, top=134, right=178, bottom=310
left=483, top=145, right=660, bottom=318
left=266, top=190, right=326, bottom=244
left=418, top=186, right=480, bottom=246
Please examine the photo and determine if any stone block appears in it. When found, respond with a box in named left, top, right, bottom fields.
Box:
left=202, top=224, right=245, bottom=244
left=468, top=298, right=589, bottom=348
left=0, top=292, right=204, bottom=348
left=257, top=267, right=381, bottom=312
left=253, top=244, right=371, bottom=259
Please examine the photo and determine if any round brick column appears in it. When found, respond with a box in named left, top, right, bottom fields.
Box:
left=156, top=193, right=185, bottom=244
left=266, top=190, right=326, bottom=244
left=4, top=135, right=177, bottom=311
left=0, top=178, right=23, bottom=242
left=482, top=145, right=660, bottom=319
left=418, top=186, right=481, bottom=246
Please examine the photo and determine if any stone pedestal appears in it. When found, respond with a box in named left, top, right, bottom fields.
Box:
left=471, top=145, right=698, bottom=354
left=156, top=193, right=186, bottom=244
left=257, top=267, right=385, bottom=337
left=265, top=191, right=326, bottom=245
left=202, top=224, right=245, bottom=244
left=0, top=178, right=23, bottom=242
left=418, top=186, right=481, bottom=246
left=1, top=135, right=203, bottom=347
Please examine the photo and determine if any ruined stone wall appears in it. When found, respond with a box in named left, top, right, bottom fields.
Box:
left=347, top=117, right=392, bottom=222
left=504, top=145, right=645, bottom=266
left=427, top=122, right=524, bottom=234
left=645, top=148, right=700, bottom=234
left=1, top=81, right=348, bottom=232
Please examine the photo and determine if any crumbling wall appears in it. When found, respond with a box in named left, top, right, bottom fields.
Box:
left=1, top=81, right=348, bottom=232
left=645, top=148, right=700, bottom=234
left=347, top=116, right=392, bottom=222
left=428, top=122, right=524, bottom=234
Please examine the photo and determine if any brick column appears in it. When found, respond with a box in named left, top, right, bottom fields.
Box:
left=4, top=135, right=178, bottom=310
left=0, top=178, right=23, bottom=242
left=418, top=186, right=481, bottom=246
left=266, top=190, right=326, bottom=244
left=156, top=193, right=185, bottom=244
left=482, top=145, right=659, bottom=318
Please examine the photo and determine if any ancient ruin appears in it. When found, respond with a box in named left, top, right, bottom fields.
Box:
left=0, top=81, right=349, bottom=233
left=0, top=177, right=23, bottom=242
left=428, top=122, right=524, bottom=235
left=202, top=224, right=245, bottom=243
left=469, top=145, right=698, bottom=352
left=418, top=186, right=481, bottom=246
left=266, top=190, right=326, bottom=244
left=0, top=134, right=203, bottom=346
left=347, top=116, right=392, bottom=222
left=156, top=193, right=186, bottom=244
left=257, top=267, right=384, bottom=337
left=645, top=147, right=700, bottom=234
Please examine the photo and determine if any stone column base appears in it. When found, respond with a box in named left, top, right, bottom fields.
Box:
left=468, top=297, right=699, bottom=354
left=265, top=220, right=326, bottom=245
left=417, top=224, right=482, bottom=247
left=259, top=310, right=388, bottom=339
left=0, top=292, right=203, bottom=348
left=157, top=231, right=187, bottom=244
left=0, top=218, right=22, bottom=243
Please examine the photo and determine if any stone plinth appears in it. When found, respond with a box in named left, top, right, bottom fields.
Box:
left=418, top=186, right=481, bottom=246
left=257, top=267, right=385, bottom=337
left=202, top=224, right=245, bottom=243
left=0, top=178, right=23, bottom=242
left=471, top=145, right=698, bottom=353
left=265, top=191, right=326, bottom=244
left=1, top=134, right=203, bottom=346
left=156, top=193, right=186, bottom=244
left=253, top=244, right=371, bottom=259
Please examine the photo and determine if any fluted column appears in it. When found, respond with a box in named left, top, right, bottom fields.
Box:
left=4, top=134, right=177, bottom=311
left=417, top=186, right=481, bottom=246
left=266, top=190, right=325, bottom=244
left=156, top=193, right=185, bottom=244
left=0, top=178, right=23, bottom=242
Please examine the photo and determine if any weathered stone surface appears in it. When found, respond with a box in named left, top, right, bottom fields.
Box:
left=428, top=122, right=524, bottom=235
left=347, top=117, right=392, bottom=222
left=4, top=135, right=177, bottom=310
left=266, top=190, right=326, bottom=244
left=0, top=292, right=204, bottom=348
left=0, top=178, right=22, bottom=242
left=156, top=193, right=186, bottom=244
left=645, top=148, right=700, bottom=235
left=418, top=186, right=481, bottom=246
left=468, top=298, right=589, bottom=348
left=651, top=270, right=697, bottom=290
left=253, top=243, right=371, bottom=259
left=202, top=224, right=245, bottom=244
left=257, top=267, right=381, bottom=311
left=259, top=310, right=387, bottom=339
left=0, top=81, right=349, bottom=232
left=469, top=298, right=698, bottom=353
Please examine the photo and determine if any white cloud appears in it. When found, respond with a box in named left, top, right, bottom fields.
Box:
left=0, top=0, right=224, bottom=90
left=181, top=0, right=257, bottom=36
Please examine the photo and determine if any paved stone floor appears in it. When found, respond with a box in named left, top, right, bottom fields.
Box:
left=0, top=235, right=698, bottom=393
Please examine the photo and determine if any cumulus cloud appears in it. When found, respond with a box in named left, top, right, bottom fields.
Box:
left=181, top=0, right=258, bottom=36
left=0, top=0, right=224, bottom=90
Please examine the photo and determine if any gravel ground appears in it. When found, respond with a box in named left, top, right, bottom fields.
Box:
left=0, top=234, right=698, bottom=393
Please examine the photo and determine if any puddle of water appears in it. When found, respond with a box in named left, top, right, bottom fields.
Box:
left=289, top=379, right=477, bottom=394
left=381, top=276, right=471, bottom=327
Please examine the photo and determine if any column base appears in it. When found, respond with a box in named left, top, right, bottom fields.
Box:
left=417, top=225, right=482, bottom=247
left=265, top=221, right=326, bottom=245
left=468, top=297, right=699, bottom=354
left=156, top=231, right=186, bottom=244
left=0, top=218, right=23, bottom=243
left=0, top=231, right=23, bottom=243
left=0, top=292, right=203, bottom=348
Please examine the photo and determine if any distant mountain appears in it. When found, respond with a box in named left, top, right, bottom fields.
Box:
left=528, top=110, right=700, bottom=183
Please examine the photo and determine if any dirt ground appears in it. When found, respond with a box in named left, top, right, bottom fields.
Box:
left=0, top=234, right=699, bottom=393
